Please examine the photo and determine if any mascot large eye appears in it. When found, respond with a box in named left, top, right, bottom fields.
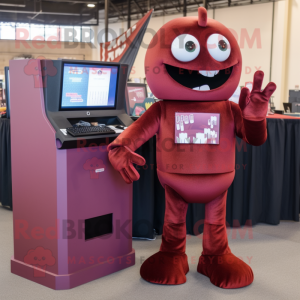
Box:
left=171, top=34, right=200, bottom=62
left=207, top=34, right=231, bottom=62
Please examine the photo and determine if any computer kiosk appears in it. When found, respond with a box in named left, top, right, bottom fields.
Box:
left=10, top=59, right=135, bottom=290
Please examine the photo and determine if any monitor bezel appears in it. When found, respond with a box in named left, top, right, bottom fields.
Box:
left=59, top=61, right=120, bottom=111
left=126, top=82, right=148, bottom=116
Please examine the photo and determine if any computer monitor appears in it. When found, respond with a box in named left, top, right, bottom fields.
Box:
left=283, top=102, right=292, bottom=113
left=59, top=62, right=119, bottom=110
left=4, top=67, right=10, bottom=118
left=125, top=83, right=148, bottom=116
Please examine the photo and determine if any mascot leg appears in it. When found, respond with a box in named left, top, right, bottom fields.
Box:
left=140, top=185, right=189, bottom=285
left=197, top=191, right=254, bottom=288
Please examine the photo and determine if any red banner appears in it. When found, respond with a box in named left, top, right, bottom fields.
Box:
left=99, top=10, right=153, bottom=62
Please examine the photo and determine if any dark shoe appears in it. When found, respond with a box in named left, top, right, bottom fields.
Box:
left=197, top=253, right=254, bottom=289
left=140, top=251, right=189, bottom=285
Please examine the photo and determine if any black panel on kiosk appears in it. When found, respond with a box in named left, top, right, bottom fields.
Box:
left=43, top=59, right=132, bottom=149
left=4, top=67, right=10, bottom=118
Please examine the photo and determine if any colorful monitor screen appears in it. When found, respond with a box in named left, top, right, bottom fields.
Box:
left=60, top=63, right=119, bottom=110
left=126, top=83, right=148, bottom=116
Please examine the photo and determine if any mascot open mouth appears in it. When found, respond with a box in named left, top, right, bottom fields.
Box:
left=164, top=64, right=234, bottom=91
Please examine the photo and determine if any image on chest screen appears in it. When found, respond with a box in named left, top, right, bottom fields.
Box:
left=175, top=112, right=220, bottom=144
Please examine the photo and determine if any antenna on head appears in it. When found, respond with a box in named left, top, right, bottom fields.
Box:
left=198, top=7, right=207, bottom=27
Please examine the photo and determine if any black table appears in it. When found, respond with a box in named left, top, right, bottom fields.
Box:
left=133, top=117, right=300, bottom=238
left=0, top=118, right=12, bottom=209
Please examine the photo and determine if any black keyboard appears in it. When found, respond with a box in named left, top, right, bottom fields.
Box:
left=66, top=126, right=115, bottom=137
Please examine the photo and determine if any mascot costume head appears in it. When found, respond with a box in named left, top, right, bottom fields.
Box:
left=145, top=7, right=242, bottom=102
left=108, top=7, right=276, bottom=288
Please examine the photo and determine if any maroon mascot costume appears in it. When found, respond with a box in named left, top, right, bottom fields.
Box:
left=108, top=8, right=276, bottom=288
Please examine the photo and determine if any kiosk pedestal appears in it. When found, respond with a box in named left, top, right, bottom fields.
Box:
left=10, top=59, right=135, bottom=289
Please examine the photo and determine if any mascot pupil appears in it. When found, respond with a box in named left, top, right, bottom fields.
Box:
left=108, top=7, right=276, bottom=288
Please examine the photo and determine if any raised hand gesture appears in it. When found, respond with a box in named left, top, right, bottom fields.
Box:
left=239, top=71, right=276, bottom=120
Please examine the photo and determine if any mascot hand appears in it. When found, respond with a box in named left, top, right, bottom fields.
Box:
left=108, top=146, right=146, bottom=184
left=239, top=71, right=276, bottom=120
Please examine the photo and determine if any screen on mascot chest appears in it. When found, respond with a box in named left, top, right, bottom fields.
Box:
left=60, top=63, right=119, bottom=110
left=175, top=112, right=220, bottom=144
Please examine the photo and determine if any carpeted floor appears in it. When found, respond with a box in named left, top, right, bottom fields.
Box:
left=0, top=206, right=299, bottom=300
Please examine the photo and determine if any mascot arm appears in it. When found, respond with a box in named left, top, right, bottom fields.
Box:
left=107, top=101, right=161, bottom=183
left=234, top=70, right=276, bottom=146
left=108, top=101, right=161, bottom=151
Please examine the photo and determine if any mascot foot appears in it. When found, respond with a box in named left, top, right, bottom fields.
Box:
left=197, top=253, right=254, bottom=289
left=140, top=251, right=189, bottom=285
